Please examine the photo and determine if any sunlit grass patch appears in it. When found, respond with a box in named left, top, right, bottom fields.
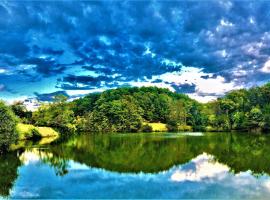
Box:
left=35, top=127, right=59, bottom=138
left=16, top=123, right=59, bottom=140
left=16, top=123, right=36, bottom=140
left=147, top=122, right=168, bottom=132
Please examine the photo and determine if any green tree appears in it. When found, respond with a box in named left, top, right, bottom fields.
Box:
left=166, top=99, right=187, bottom=131
left=246, top=106, right=264, bottom=132
left=263, top=104, right=270, bottom=131
left=232, top=111, right=246, bottom=130
left=0, top=101, right=18, bottom=153
left=11, top=101, right=32, bottom=123
left=219, top=98, right=237, bottom=130
left=85, top=97, right=142, bottom=132
left=33, top=95, right=75, bottom=132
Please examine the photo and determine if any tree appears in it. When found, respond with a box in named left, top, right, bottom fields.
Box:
left=219, top=98, right=237, bottom=130
left=85, top=97, right=143, bottom=133
left=72, top=93, right=100, bottom=116
left=11, top=101, right=32, bottom=123
left=23, top=84, right=270, bottom=134
left=263, top=104, right=270, bottom=131
left=0, top=101, right=18, bottom=153
left=32, top=95, right=75, bottom=132
left=246, top=106, right=264, bottom=132
left=232, top=111, right=246, bottom=130
left=166, top=99, right=187, bottom=131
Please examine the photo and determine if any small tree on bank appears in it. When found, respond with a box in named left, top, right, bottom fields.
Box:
left=0, top=101, right=18, bottom=153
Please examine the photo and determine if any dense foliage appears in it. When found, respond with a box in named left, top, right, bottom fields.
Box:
left=72, top=83, right=270, bottom=133
left=0, top=101, right=18, bottom=153
left=3, top=83, right=270, bottom=137
left=32, top=95, right=76, bottom=133
left=204, top=83, right=270, bottom=132
left=10, top=101, right=32, bottom=124
left=70, top=87, right=204, bottom=132
left=42, top=132, right=270, bottom=174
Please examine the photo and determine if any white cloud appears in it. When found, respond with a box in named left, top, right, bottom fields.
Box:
left=242, top=42, right=264, bottom=58
left=5, top=95, right=29, bottom=105
left=220, top=19, right=234, bottom=27
left=19, top=149, right=53, bottom=165
left=216, top=19, right=234, bottom=32
left=143, top=46, right=156, bottom=58
left=232, top=65, right=249, bottom=77
left=66, top=88, right=105, bottom=97
left=150, top=67, right=241, bottom=102
left=0, top=68, right=6, bottom=74
left=260, top=60, right=270, bottom=73
left=217, top=49, right=227, bottom=58
left=171, top=153, right=229, bottom=182
left=249, top=17, right=255, bottom=24
left=188, top=93, right=217, bottom=103
left=99, top=35, right=111, bottom=45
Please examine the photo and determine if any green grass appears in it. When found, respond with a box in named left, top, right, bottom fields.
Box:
left=146, top=122, right=168, bottom=132
left=142, top=123, right=192, bottom=132
left=16, top=123, right=59, bottom=140
left=35, top=127, right=59, bottom=137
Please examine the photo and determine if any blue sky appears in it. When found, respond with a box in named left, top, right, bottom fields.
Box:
left=0, top=1, right=270, bottom=102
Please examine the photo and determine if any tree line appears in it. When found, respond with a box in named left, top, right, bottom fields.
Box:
left=2, top=83, right=270, bottom=151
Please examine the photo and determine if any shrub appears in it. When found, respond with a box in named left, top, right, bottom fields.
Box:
left=141, top=124, right=153, bottom=132
left=30, top=128, right=42, bottom=141
left=166, top=120, right=178, bottom=132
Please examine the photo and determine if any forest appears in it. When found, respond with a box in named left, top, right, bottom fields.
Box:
left=1, top=83, right=270, bottom=152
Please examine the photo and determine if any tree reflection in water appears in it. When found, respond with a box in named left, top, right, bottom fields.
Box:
left=0, top=151, right=22, bottom=197
left=2, top=132, right=270, bottom=198
left=39, top=132, right=270, bottom=175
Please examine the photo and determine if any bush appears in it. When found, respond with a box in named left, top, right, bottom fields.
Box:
left=141, top=124, right=153, bottom=132
left=0, top=101, right=18, bottom=153
left=30, top=128, right=42, bottom=141
left=32, top=96, right=75, bottom=134
left=166, top=120, right=178, bottom=132
left=74, top=116, right=87, bottom=132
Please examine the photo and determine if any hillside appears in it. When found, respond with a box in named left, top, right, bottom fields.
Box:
left=71, top=86, right=204, bottom=132
left=5, top=83, right=270, bottom=137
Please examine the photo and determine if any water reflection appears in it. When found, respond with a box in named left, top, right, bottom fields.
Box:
left=44, top=132, right=270, bottom=174
left=9, top=150, right=270, bottom=199
left=2, top=132, right=270, bottom=198
left=0, top=151, right=21, bottom=197
left=170, top=153, right=229, bottom=182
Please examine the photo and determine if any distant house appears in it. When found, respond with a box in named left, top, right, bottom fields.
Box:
left=23, top=98, right=41, bottom=111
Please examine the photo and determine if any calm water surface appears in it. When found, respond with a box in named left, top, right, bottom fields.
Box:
left=1, top=132, right=270, bottom=199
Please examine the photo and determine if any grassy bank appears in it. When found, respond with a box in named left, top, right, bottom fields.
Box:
left=144, top=122, right=193, bottom=132
left=16, top=123, right=59, bottom=140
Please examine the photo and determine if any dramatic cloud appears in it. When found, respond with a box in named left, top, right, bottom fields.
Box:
left=1, top=1, right=270, bottom=102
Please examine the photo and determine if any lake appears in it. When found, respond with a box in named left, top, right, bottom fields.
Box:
left=1, top=132, right=270, bottom=199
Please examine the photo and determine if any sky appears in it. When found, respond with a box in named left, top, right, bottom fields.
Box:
left=0, top=1, right=270, bottom=103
